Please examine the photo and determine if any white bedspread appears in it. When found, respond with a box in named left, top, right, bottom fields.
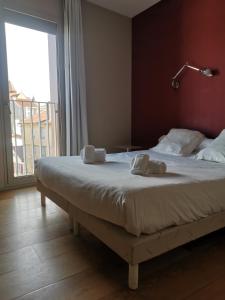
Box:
left=35, top=151, right=225, bottom=236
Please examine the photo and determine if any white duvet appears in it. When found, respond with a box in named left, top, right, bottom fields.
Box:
left=35, top=150, right=225, bottom=236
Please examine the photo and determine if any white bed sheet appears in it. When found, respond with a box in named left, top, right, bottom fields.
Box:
left=35, top=150, right=225, bottom=236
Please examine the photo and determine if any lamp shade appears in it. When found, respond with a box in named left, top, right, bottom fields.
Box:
left=200, top=68, right=213, bottom=77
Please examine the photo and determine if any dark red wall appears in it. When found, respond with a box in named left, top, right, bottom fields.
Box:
left=132, top=0, right=225, bottom=147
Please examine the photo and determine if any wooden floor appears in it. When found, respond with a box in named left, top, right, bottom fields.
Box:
left=0, top=188, right=225, bottom=300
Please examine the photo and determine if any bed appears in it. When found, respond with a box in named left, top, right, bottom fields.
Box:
left=35, top=150, right=225, bottom=289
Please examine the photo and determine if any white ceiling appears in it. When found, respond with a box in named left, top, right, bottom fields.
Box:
left=87, top=0, right=161, bottom=18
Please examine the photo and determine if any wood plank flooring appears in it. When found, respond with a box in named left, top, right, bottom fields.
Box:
left=0, top=187, right=225, bottom=300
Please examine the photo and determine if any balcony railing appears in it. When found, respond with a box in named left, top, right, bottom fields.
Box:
left=10, top=99, right=58, bottom=177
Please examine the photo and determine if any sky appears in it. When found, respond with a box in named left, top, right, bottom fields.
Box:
left=5, top=23, right=52, bottom=102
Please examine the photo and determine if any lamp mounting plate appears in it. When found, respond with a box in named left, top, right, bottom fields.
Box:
left=171, top=79, right=180, bottom=89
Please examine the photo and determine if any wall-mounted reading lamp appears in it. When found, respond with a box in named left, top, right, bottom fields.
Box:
left=172, top=62, right=214, bottom=89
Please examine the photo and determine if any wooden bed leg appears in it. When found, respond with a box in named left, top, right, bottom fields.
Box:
left=73, top=219, right=80, bottom=236
left=41, top=193, right=46, bottom=207
left=128, top=264, right=139, bottom=290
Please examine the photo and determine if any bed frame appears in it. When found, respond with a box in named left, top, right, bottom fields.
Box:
left=37, top=180, right=225, bottom=290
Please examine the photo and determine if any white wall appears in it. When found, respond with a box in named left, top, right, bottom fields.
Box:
left=83, top=2, right=132, bottom=152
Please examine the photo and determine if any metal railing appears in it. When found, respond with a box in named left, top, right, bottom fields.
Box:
left=10, top=99, right=58, bottom=177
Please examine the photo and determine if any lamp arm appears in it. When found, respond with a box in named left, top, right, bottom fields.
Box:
left=172, top=63, right=200, bottom=80
left=172, top=64, right=187, bottom=80
left=186, top=64, right=200, bottom=72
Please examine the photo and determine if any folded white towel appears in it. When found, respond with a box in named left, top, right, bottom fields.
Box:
left=94, top=148, right=106, bottom=163
left=80, top=145, right=95, bottom=164
left=130, top=155, right=167, bottom=176
left=145, top=160, right=167, bottom=175
left=130, top=154, right=150, bottom=175
left=81, top=145, right=106, bottom=164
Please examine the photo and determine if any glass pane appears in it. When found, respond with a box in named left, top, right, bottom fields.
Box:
left=5, top=23, right=58, bottom=177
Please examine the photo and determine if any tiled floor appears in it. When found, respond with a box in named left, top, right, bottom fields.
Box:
left=0, top=187, right=225, bottom=300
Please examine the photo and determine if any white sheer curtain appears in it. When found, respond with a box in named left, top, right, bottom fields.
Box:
left=63, top=0, right=88, bottom=155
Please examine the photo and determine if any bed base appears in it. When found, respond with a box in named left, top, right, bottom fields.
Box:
left=37, top=180, right=225, bottom=290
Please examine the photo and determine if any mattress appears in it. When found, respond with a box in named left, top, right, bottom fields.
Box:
left=35, top=150, right=225, bottom=236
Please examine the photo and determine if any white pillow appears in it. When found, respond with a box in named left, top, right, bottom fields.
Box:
left=197, top=130, right=225, bottom=163
left=197, top=138, right=214, bottom=151
left=158, top=135, right=166, bottom=142
left=152, top=129, right=204, bottom=156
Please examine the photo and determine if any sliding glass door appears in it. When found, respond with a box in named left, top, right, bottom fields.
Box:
left=0, top=9, right=59, bottom=188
